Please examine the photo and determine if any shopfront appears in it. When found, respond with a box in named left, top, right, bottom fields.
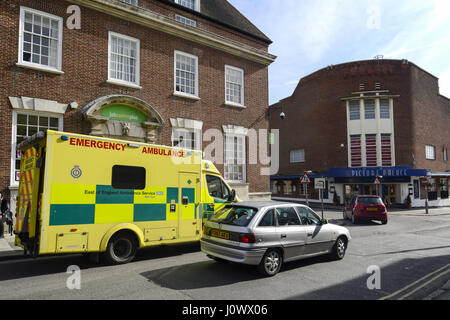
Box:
left=327, top=166, right=429, bottom=206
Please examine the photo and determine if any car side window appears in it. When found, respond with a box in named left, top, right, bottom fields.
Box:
left=297, top=207, right=321, bottom=225
left=258, top=209, right=275, bottom=227
left=275, top=207, right=301, bottom=226
left=206, top=175, right=230, bottom=200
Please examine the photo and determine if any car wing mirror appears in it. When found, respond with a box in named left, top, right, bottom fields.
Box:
left=228, top=189, right=236, bottom=202
left=320, top=219, right=328, bottom=225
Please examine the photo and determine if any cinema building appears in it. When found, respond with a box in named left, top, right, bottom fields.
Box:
left=0, top=0, right=276, bottom=213
left=269, top=59, right=450, bottom=208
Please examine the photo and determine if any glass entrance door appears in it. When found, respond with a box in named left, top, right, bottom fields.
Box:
left=384, top=184, right=397, bottom=205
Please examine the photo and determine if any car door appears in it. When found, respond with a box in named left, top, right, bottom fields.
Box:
left=252, top=209, right=280, bottom=250
left=296, top=206, right=334, bottom=255
left=275, top=206, right=307, bottom=262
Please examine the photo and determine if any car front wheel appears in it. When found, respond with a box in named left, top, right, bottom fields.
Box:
left=330, top=237, right=347, bottom=260
left=258, top=249, right=282, bottom=277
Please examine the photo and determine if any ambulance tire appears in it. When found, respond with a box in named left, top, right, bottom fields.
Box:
left=105, top=231, right=138, bottom=265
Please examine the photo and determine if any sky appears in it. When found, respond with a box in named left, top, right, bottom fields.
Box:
left=228, top=0, right=450, bottom=105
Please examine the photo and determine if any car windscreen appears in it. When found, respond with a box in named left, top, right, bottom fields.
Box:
left=358, top=197, right=383, bottom=205
left=210, top=206, right=259, bottom=226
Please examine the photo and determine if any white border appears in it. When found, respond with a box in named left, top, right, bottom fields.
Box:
left=174, top=50, right=199, bottom=99
left=108, top=31, right=141, bottom=87
left=18, top=6, right=64, bottom=73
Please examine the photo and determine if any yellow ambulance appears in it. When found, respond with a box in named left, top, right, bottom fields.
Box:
left=15, top=130, right=237, bottom=264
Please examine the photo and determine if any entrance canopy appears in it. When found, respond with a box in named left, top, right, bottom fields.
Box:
left=271, top=166, right=429, bottom=183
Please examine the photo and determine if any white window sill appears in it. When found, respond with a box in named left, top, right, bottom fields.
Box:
left=106, top=79, right=142, bottom=90
left=225, top=101, right=246, bottom=109
left=173, top=91, right=201, bottom=101
left=16, top=62, right=64, bottom=75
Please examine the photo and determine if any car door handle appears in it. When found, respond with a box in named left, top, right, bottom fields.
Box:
left=281, top=234, right=287, bottom=239
left=307, top=233, right=313, bottom=237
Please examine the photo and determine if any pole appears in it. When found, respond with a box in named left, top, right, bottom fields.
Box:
left=425, top=184, right=429, bottom=215
left=321, top=188, right=324, bottom=220
left=306, top=184, right=309, bottom=207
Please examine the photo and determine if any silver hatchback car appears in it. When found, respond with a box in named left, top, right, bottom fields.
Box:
left=201, top=201, right=351, bottom=276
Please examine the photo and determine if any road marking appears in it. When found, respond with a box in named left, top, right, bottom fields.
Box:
left=398, top=267, right=450, bottom=300
left=379, top=263, right=450, bottom=300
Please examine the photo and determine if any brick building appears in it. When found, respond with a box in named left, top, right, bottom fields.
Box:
left=269, top=59, right=450, bottom=208
left=0, top=0, right=276, bottom=214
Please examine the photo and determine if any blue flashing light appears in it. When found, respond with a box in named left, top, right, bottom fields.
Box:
left=61, top=136, right=69, bottom=141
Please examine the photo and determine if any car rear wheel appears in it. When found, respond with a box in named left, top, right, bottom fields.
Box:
left=258, top=249, right=282, bottom=277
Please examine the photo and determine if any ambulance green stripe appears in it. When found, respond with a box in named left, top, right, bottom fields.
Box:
left=166, top=187, right=178, bottom=203
left=49, top=204, right=95, bottom=225
left=96, top=185, right=134, bottom=204
left=134, top=204, right=166, bottom=222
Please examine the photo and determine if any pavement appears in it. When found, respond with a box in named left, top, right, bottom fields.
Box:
left=0, top=233, right=23, bottom=258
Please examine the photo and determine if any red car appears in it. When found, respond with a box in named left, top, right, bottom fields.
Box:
left=343, top=195, right=388, bottom=225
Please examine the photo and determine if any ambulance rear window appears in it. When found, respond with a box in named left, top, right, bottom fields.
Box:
left=112, top=165, right=146, bottom=190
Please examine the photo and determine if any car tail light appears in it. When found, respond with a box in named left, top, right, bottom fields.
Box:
left=240, top=233, right=256, bottom=244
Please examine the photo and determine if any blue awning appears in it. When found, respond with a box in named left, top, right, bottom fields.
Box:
left=271, top=166, right=429, bottom=180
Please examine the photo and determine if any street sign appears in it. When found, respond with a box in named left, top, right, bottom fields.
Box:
left=315, top=178, right=326, bottom=189
left=374, top=177, right=381, bottom=185
left=300, top=172, right=311, bottom=184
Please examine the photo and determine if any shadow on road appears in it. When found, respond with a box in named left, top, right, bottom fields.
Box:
left=0, top=242, right=202, bottom=282
left=141, top=254, right=336, bottom=290
left=286, top=254, right=450, bottom=300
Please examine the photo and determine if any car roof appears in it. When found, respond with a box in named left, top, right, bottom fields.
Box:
left=229, top=201, right=304, bottom=209
left=356, top=195, right=381, bottom=198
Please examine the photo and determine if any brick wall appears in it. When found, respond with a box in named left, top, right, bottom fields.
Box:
left=269, top=59, right=449, bottom=175
left=410, top=65, right=450, bottom=172
left=0, top=0, right=270, bottom=195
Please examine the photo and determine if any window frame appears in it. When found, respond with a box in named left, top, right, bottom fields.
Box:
left=111, top=165, right=146, bottom=190
left=290, top=149, right=305, bottom=163
left=206, top=174, right=231, bottom=201
left=175, top=14, right=197, bottom=27
left=120, top=0, right=138, bottom=5
left=175, top=0, right=200, bottom=12
left=275, top=207, right=301, bottom=227
left=379, top=99, right=390, bottom=119
left=171, top=127, right=202, bottom=151
left=349, top=100, right=360, bottom=120
left=107, top=31, right=141, bottom=88
left=364, top=99, right=376, bottom=120
left=174, top=50, right=199, bottom=98
left=224, top=133, right=246, bottom=183
left=225, top=65, right=245, bottom=107
left=257, top=209, right=276, bottom=227
left=10, top=110, right=63, bottom=186
left=426, top=145, right=436, bottom=160
left=18, top=6, right=64, bottom=73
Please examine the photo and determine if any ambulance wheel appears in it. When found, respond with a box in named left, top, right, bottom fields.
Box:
left=105, top=231, right=138, bottom=265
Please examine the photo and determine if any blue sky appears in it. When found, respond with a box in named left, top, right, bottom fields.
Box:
left=228, top=0, right=450, bottom=105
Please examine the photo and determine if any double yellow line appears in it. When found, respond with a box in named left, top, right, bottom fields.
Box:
left=379, top=263, right=450, bottom=300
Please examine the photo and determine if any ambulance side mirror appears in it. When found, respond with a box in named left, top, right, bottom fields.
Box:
left=228, top=189, right=236, bottom=202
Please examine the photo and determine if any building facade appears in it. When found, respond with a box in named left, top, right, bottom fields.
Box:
left=0, top=0, right=276, bottom=214
left=269, top=59, right=450, bottom=208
